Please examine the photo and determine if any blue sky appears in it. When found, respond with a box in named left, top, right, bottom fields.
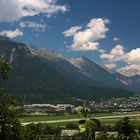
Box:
left=0, top=0, right=140, bottom=76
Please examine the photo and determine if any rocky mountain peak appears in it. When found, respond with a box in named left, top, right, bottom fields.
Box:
left=27, top=45, right=64, bottom=60
left=69, top=55, right=91, bottom=68
left=0, top=36, right=12, bottom=42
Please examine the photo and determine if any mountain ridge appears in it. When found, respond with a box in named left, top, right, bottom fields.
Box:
left=0, top=37, right=136, bottom=104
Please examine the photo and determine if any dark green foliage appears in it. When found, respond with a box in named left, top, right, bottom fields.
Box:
left=65, top=123, right=79, bottom=129
left=0, top=94, right=22, bottom=140
left=115, top=117, right=140, bottom=140
left=0, top=60, right=11, bottom=80
left=21, top=123, right=61, bottom=140
left=0, top=59, right=22, bottom=140
left=95, top=132, right=108, bottom=140
left=115, top=117, right=134, bottom=137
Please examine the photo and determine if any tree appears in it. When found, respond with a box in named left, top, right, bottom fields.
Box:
left=115, top=117, right=134, bottom=139
left=0, top=60, right=11, bottom=80
left=75, top=103, right=101, bottom=140
left=21, top=123, right=62, bottom=140
left=0, top=95, right=22, bottom=140
left=0, top=60, right=22, bottom=140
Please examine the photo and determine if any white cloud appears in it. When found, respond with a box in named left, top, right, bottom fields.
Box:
left=101, top=46, right=140, bottom=64
left=98, top=49, right=105, bottom=53
left=123, top=48, right=140, bottom=64
left=0, top=28, right=23, bottom=38
left=20, top=21, right=47, bottom=31
left=105, top=63, right=117, bottom=70
left=100, top=44, right=125, bottom=62
left=100, top=44, right=140, bottom=76
left=0, top=0, right=68, bottom=22
left=113, top=37, right=119, bottom=41
left=64, top=18, right=109, bottom=51
left=100, top=53, right=114, bottom=59
left=118, top=48, right=140, bottom=76
left=0, top=0, right=22, bottom=22
left=63, top=26, right=82, bottom=37
left=72, top=42, right=99, bottom=51
left=111, top=45, right=124, bottom=56
left=117, top=64, right=140, bottom=77
left=110, top=45, right=125, bottom=62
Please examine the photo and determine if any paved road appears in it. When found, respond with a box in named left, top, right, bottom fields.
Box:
left=22, top=113, right=140, bottom=126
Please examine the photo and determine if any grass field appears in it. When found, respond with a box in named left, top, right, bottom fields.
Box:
left=47, top=119, right=140, bottom=127
left=46, top=117, right=140, bottom=127
left=20, top=113, right=114, bottom=123
left=20, top=112, right=140, bottom=127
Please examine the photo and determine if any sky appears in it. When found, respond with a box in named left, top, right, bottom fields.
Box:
left=0, top=0, right=140, bottom=76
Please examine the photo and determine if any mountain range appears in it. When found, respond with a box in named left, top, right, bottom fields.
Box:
left=0, top=36, right=139, bottom=104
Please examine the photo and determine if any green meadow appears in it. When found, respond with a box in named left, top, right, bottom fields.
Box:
left=20, top=112, right=140, bottom=127
left=20, top=113, right=116, bottom=123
